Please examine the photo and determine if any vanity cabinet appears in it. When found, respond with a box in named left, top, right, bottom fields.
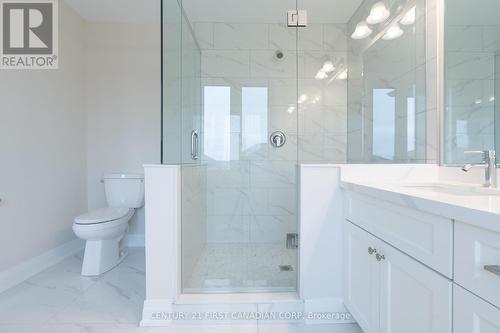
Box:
left=345, top=223, right=381, bottom=333
left=345, top=222, right=452, bottom=333
left=343, top=187, right=500, bottom=333
left=344, top=191, right=453, bottom=277
left=454, top=221, right=500, bottom=308
left=454, top=285, right=500, bottom=333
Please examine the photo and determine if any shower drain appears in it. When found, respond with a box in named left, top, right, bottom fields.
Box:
left=279, top=265, right=294, bottom=272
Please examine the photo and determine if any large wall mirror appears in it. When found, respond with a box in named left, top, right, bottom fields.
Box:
left=347, top=0, right=428, bottom=164
left=444, top=0, right=500, bottom=165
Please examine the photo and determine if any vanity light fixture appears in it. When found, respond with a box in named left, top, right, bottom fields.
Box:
left=322, top=61, right=335, bottom=73
left=351, top=21, right=373, bottom=40
left=298, top=94, right=308, bottom=103
left=366, top=1, right=391, bottom=24
left=400, top=6, right=416, bottom=25
left=337, top=69, right=348, bottom=80
left=382, top=23, right=404, bottom=40
left=315, top=70, right=328, bottom=80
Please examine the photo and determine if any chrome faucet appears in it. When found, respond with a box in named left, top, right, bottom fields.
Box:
left=462, top=150, right=498, bottom=188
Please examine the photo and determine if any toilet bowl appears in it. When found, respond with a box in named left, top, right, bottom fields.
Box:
left=73, top=174, right=144, bottom=276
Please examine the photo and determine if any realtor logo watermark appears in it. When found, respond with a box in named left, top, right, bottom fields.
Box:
left=0, top=0, right=58, bottom=69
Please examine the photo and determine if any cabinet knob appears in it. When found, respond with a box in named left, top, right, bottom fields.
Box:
left=368, top=247, right=377, bottom=255
left=376, top=253, right=386, bottom=262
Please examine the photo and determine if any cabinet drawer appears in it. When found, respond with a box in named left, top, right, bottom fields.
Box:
left=455, top=222, right=500, bottom=308
left=454, top=285, right=500, bottom=333
left=344, top=191, right=453, bottom=277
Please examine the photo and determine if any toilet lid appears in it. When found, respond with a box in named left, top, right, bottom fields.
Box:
left=74, top=208, right=131, bottom=225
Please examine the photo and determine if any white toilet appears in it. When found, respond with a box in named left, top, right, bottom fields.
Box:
left=73, top=173, right=144, bottom=276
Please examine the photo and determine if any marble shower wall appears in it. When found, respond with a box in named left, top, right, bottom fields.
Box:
left=194, top=22, right=348, bottom=244
left=444, top=23, right=500, bottom=164
left=181, top=164, right=208, bottom=283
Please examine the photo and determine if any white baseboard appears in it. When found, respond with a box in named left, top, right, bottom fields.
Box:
left=127, top=233, right=145, bottom=247
left=0, top=238, right=84, bottom=294
left=304, top=298, right=356, bottom=324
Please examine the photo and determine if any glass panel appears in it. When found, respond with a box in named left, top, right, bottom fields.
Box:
left=179, top=0, right=299, bottom=293
left=242, top=87, right=269, bottom=152
left=162, top=0, right=182, bottom=164
left=373, top=89, right=396, bottom=160
left=297, top=2, right=353, bottom=164
left=347, top=0, right=427, bottom=163
left=496, top=54, right=500, bottom=156
left=181, top=7, right=202, bottom=165
left=444, top=0, right=499, bottom=165
left=203, top=86, right=231, bottom=161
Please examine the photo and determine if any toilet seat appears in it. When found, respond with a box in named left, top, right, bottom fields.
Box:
left=75, top=207, right=132, bottom=225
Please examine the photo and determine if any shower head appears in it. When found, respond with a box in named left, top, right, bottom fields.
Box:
left=275, top=50, right=284, bottom=60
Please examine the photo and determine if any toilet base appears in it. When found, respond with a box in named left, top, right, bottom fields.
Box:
left=81, top=235, right=128, bottom=276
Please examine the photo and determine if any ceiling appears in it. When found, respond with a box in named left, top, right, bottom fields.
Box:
left=182, top=0, right=363, bottom=24
left=64, top=0, right=160, bottom=23
left=64, top=0, right=362, bottom=24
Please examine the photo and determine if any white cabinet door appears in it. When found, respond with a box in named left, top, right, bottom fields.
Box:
left=378, top=242, right=452, bottom=333
left=454, top=285, right=500, bottom=333
left=345, top=222, right=380, bottom=333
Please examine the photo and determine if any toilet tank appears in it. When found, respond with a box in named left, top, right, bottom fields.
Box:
left=103, top=174, right=145, bottom=209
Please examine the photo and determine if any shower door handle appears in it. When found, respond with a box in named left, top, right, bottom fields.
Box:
left=191, top=130, right=199, bottom=161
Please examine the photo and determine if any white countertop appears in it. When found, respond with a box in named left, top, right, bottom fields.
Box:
left=341, top=180, right=500, bottom=233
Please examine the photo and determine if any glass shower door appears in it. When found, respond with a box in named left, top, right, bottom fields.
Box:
left=178, top=0, right=300, bottom=293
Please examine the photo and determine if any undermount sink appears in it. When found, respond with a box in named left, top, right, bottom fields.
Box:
left=400, top=182, right=500, bottom=196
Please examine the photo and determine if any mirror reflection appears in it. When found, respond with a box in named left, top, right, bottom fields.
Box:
left=444, top=0, right=500, bottom=165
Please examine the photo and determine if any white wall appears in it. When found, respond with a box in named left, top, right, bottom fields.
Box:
left=85, top=20, right=161, bottom=239
left=0, top=0, right=161, bottom=273
left=0, top=2, right=87, bottom=271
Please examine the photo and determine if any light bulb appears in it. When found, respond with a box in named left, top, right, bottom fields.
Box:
left=351, top=21, right=373, bottom=40
left=367, top=2, right=391, bottom=25
left=322, top=61, right=335, bottom=73
left=382, top=23, right=404, bottom=40
left=400, top=6, right=416, bottom=25
left=337, top=69, right=348, bottom=80
left=315, top=71, right=328, bottom=80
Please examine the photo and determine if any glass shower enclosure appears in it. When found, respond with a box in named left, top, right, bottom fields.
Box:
left=162, top=0, right=299, bottom=293
left=161, top=0, right=426, bottom=294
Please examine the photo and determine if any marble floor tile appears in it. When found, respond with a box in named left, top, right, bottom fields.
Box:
left=257, top=323, right=363, bottom=333
left=0, top=247, right=362, bottom=333
left=0, top=279, right=80, bottom=324
left=0, top=325, right=40, bottom=333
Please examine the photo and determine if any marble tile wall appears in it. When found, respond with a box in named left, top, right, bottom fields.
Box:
left=193, top=21, right=348, bottom=244
left=444, top=24, right=500, bottom=164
